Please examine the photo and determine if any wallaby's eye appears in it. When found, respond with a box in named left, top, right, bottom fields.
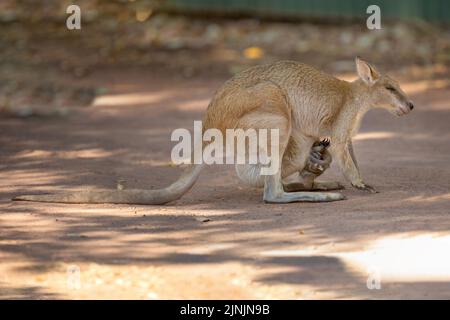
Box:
left=385, top=86, right=397, bottom=92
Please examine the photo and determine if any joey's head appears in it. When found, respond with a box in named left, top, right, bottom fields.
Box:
left=355, top=56, right=414, bottom=116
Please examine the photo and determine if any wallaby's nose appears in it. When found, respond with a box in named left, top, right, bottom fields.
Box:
left=408, top=102, right=414, bottom=110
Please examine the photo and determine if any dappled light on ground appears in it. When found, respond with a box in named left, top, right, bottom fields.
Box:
left=406, top=193, right=450, bottom=203
left=343, top=234, right=450, bottom=282
left=94, top=92, right=171, bottom=107
left=262, top=233, right=450, bottom=283
left=354, top=131, right=395, bottom=141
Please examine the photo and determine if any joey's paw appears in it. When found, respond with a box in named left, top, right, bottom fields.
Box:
left=352, top=183, right=379, bottom=193
left=310, top=162, right=325, bottom=172
left=309, top=152, right=331, bottom=166
left=320, top=138, right=330, bottom=148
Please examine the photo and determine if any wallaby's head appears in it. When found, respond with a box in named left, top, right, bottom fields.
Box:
left=355, top=56, right=414, bottom=116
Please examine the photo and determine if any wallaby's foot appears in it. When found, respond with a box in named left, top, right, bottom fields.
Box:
left=283, top=181, right=343, bottom=192
left=352, top=182, right=379, bottom=193
left=264, top=191, right=346, bottom=203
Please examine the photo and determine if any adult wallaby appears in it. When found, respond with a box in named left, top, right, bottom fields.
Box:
left=14, top=57, right=414, bottom=204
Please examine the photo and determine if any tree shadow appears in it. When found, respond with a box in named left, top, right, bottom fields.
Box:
left=0, top=281, right=60, bottom=299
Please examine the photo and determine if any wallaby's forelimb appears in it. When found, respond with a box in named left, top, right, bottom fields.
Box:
left=13, top=164, right=203, bottom=205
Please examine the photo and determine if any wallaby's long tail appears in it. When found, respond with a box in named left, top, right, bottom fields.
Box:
left=12, top=164, right=204, bottom=205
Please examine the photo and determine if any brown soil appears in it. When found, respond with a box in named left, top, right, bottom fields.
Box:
left=1, top=68, right=450, bottom=299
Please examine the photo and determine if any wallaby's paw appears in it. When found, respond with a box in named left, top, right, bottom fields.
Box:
left=352, top=183, right=379, bottom=193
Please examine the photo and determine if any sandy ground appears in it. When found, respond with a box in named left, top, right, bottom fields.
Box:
left=1, top=68, right=450, bottom=299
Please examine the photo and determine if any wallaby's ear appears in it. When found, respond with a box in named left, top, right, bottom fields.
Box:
left=355, top=56, right=379, bottom=85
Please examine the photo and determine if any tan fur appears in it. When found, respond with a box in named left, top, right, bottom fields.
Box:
left=14, top=57, right=413, bottom=204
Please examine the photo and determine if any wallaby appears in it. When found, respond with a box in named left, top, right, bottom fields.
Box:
left=14, top=57, right=414, bottom=204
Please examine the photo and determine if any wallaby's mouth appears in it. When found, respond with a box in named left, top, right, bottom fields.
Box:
left=395, top=104, right=413, bottom=116
left=395, top=109, right=408, bottom=116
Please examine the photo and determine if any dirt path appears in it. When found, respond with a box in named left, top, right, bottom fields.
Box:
left=1, top=69, right=450, bottom=299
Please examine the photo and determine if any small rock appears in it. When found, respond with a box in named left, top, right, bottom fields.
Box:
left=117, top=179, right=127, bottom=190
